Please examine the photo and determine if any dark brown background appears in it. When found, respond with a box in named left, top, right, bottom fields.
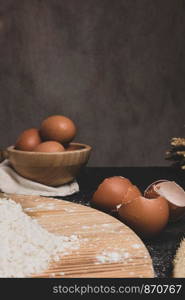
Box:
left=0, top=0, right=184, bottom=166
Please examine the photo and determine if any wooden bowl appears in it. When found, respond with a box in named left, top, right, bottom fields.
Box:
left=5, top=143, right=92, bottom=186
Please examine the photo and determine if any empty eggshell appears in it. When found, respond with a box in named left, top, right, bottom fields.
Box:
left=91, top=176, right=133, bottom=211
left=144, top=180, right=185, bottom=222
left=118, top=196, right=169, bottom=238
left=154, top=181, right=185, bottom=207
left=144, top=180, right=167, bottom=199
left=154, top=181, right=185, bottom=222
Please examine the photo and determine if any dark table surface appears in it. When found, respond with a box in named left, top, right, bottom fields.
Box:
left=60, top=167, right=185, bottom=278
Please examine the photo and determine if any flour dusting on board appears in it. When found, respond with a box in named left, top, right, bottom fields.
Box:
left=132, top=244, right=142, bottom=249
left=0, top=198, right=79, bottom=278
left=95, top=251, right=130, bottom=264
left=24, top=203, right=57, bottom=211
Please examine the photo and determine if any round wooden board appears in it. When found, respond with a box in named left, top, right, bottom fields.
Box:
left=173, top=238, right=185, bottom=278
left=1, top=193, right=154, bottom=278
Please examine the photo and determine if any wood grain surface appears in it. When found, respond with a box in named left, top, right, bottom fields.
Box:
left=1, top=193, right=154, bottom=278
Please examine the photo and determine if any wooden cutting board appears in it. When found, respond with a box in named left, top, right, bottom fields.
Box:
left=1, top=193, right=154, bottom=278
left=173, top=238, right=185, bottom=278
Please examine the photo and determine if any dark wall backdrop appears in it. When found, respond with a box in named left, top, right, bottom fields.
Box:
left=0, top=0, right=185, bottom=166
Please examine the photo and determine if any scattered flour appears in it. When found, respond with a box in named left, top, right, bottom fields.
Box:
left=95, top=251, right=130, bottom=264
left=60, top=272, right=65, bottom=276
left=63, top=208, right=76, bottom=213
left=24, top=203, right=57, bottom=211
left=131, top=244, right=141, bottom=249
left=0, top=198, right=79, bottom=278
left=81, top=225, right=90, bottom=229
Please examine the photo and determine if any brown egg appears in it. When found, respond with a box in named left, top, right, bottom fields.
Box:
left=118, top=196, right=169, bottom=238
left=91, top=176, right=133, bottom=211
left=144, top=180, right=185, bottom=222
left=15, top=128, right=41, bottom=151
left=34, top=141, right=65, bottom=153
left=40, top=115, right=77, bottom=144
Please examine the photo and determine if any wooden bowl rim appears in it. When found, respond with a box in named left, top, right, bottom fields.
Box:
left=7, top=142, right=92, bottom=155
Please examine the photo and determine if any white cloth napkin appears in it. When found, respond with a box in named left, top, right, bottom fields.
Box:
left=0, top=160, right=79, bottom=196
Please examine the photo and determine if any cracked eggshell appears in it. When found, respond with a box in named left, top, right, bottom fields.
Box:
left=118, top=196, right=169, bottom=238
left=121, top=185, right=142, bottom=204
left=144, top=180, right=185, bottom=222
left=116, top=185, right=142, bottom=210
left=91, top=176, right=133, bottom=211
left=154, top=181, right=185, bottom=222
left=144, top=180, right=167, bottom=199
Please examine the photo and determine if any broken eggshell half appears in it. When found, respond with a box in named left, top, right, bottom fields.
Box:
left=91, top=176, right=169, bottom=238
left=118, top=195, right=169, bottom=238
left=91, top=176, right=133, bottom=211
left=144, top=180, right=185, bottom=222
left=116, top=185, right=142, bottom=209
